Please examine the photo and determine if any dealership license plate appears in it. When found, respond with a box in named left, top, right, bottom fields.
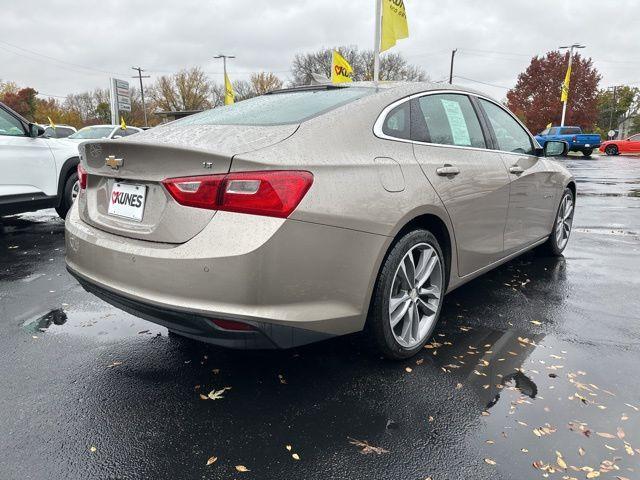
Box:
left=585, top=144, right=591, bottom=147
left=108, top=182, right=147, bottom=221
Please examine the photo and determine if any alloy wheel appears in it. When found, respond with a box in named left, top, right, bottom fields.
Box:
left=555, top=193, right=574, bottom=251
left=71, top=180, right=80, bottom=202
left=388, top=243, right=443, bottom=348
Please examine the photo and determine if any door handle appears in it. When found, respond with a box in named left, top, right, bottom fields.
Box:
left=509, top=165, right=524, bottom=174
left=436, top=165, right=460, bottom=176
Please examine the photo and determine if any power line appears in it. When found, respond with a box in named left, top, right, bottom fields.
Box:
left=0, top=40, right=129, bottom=77
left=453, top=75, right=511, bottom=90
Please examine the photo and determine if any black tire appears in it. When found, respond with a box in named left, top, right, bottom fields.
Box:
left=55, top=171, right=78, bottom=219
left=538, top=188, right=574, bottom=256
left=582, top=148, right=593, bottom=157
left=605, top=145, right=618, bottom=156
left=368, top=229, right=446, bottom=360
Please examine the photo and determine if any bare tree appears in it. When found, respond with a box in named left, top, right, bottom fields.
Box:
left=250, top=72, right=284, bottom=95
left=291, top=46, right=427, bottom=85
left=150, top=67, right=212, bottom=111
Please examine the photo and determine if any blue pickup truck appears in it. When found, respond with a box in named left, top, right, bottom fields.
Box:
left=535, top=126, right=601, bottom=157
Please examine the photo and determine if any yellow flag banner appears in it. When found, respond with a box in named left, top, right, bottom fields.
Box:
left=381, top=0, right=409, bottom=53
left=332, top=50, right=353, bottom=83
left=560, top=64, right=571, bottom=102
left=224, top=73, right=235, bottom=105
left=47, top=116, right=55, bottom=128
left=120, top=117, right=127, bottom=129
left=546, top=122, right=552, bottom=129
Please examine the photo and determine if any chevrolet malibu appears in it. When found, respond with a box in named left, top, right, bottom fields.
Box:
left=65, top=82, right=575, bottom=359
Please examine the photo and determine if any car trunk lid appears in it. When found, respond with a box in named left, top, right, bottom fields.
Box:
left=78, top=124, right=298, bottom=244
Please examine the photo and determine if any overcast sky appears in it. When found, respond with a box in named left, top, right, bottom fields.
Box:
left=2, top=0, right=639, bottom=101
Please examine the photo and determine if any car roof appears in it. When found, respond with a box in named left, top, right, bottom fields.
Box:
left=271, top=81, right=497, bottom=102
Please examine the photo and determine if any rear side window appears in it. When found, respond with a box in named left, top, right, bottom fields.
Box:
left=561, top=127, right=581, bottom=135
left=412, top=94, right=486, bottom=148
left=549, top=127, right=559, bottom=135
left=382, top=102, right=410, bottom=139
left=175, top=87, right=373, bottom=126
left=479, top=99, right=534, bottom=155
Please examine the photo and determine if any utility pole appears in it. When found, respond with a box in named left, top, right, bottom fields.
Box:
left=608, top=85, right=619, bottom=132
left=449, top=49, right=457, bottom=84
left=131, top=66, right=150, bottom=127
left=559, top=43, right=585, bottom=126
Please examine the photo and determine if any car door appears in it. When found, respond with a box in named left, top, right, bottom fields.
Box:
left=0, top=105, right=57, bottom=198
left=477, top=98, right=557, bottom=253
left=410, top=93, right=510, bottom=276
left=626, top=134, right=640, bottom=153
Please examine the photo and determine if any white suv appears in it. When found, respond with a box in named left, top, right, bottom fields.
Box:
left=0, top=102, right=81, bottom=219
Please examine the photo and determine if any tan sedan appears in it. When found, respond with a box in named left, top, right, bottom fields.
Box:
left=65, top=82, right=574, bottom=359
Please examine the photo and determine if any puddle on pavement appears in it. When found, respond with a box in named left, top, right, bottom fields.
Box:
left=22, top=305, right=165, bottom=339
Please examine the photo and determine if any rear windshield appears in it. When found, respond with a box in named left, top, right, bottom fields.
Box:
left=174, top=87, right=373, bottom=127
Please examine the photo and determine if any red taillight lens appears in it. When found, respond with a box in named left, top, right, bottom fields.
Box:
left=211, top=319, right=255, bottom=331
left=77, top=164, right=88, bottom=189
left=162, top=171, right=313, bottom=218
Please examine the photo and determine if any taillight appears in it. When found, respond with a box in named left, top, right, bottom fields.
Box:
left=162, top=170, right=313, bottom=218
left=211, top=319, right=254, bottom=331
left=77, top=164, right=88, bottom=189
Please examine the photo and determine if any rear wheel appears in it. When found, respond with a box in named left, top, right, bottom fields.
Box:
left=55, top=171, right=79, bottom=219
left=368, top=229, right=445, bottom=359
left=582, top=148, right=593, bottom=157
left=539, top=188, right=574, bottom=256
left=605, top=145, right=618, bottom=156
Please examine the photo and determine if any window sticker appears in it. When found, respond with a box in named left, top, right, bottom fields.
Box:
left=440, top=99, right=471, bottom=146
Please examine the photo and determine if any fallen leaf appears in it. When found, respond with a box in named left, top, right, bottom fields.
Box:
left=624, top=403, right=638, bottom=411
left=586, top=472, right=600, bottom=478
left=484, top=458, right=496, bottom=465
left=89, top=446, right=97, bottom=453
left=285, top=445, right=292, bottom=451
left=348, top=437, right=388, bottom=455
left=206, top=456, right=217, bottom=466
left=530, top=320, right=542, bottom=325
left=596, top=432, right=616, bottom=439
left=557, top=456, right=567, bottom=469
left=405, top=367, right=412, bottom=373
left=208, top=387, right=232, bottom=400
left=578, top=447, right=585, bottom=456
left=624, top=444, right=634, bottom=456
left=617, top=427, right=625, bottom=439
left=291, top=453, right=300, bottom=460
left=235, top=465, right=250, bottom=472
left=278, top=374, right=287, bottom=384
left=106, top=361, right=123, bottom=368
left=199, top=394, right=209, bottom=400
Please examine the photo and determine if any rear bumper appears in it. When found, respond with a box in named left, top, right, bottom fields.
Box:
left=64, top=202, right=387, bottom=347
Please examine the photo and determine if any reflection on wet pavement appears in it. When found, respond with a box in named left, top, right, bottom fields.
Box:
left=1, top=157, right=640, bottom=479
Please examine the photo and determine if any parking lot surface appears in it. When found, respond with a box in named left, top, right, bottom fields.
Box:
left=1, top=154, right=639, bottom=480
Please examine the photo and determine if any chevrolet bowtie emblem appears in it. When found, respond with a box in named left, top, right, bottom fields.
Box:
left=105, top=155, right=123, bottom=170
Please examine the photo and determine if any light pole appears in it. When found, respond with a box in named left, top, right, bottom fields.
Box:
left=214, top=54, right=235, bottom=104
left=131, top=66, right=150, bottom=127
left=559, top=44, right=585, bottom=126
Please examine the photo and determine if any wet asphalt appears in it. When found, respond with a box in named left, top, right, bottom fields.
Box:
left=1, top=154, right=639, bottom=480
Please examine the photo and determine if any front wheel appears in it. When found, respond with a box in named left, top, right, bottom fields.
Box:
left=582, top=148, right=593, bottom=157
left=605, top=145, right=618, bottom=156
left=55, top=171, right=79, bottom=219
left=539, top=188, right=574, bottom=256
left=368, top=229, right=446, bottom=359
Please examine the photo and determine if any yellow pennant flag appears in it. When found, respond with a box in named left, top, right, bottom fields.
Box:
left=546, top=122, right=552, bottom=129
left=120, top=117, right=127, bottom=129
left=381, top=0, right=409, bottom=53
left=224, top=73, right=235, bottom=105
left=332, top=50, right=353, bottom=83
left=560, top=64, right=571, bottom=102
left=47, top=116, right=55, bottom=128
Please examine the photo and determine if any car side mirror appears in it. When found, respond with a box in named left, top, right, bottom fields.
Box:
left=543, top=140, right=568, bottom=157
left=28, top=123, right=45, bottom=138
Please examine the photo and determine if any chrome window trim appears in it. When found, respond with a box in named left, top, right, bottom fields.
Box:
left=373, top=89, right=539, bottom=158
